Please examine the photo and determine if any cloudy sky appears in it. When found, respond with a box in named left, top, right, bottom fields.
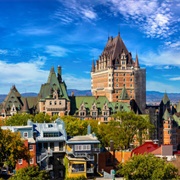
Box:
left=0, top=0, right=180, bottom=94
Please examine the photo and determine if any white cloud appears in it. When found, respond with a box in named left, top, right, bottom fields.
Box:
left=169, top=77, right=180, bottom=81
left=107, top=0, right=177, bottom=38
left=19, top=28, right=51, bottom=35
left=63, top=74, right=91, bottom=90
left=147, top=81, right=178, bottom=93
left=141, top=50, right=180, bottom=66
left=55, top=0, right=97, bottom=24
left=0, top=49, right=8, bottom=55
left=45, top=45, right=70, bottom=57
left=0, top=58, right=48, bottom=94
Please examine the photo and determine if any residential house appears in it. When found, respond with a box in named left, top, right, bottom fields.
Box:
left=65, top=125, right=100, bottom=178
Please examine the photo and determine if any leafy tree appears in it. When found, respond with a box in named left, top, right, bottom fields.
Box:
left=117, top=154, right=178, bottom=180
left=5, top=113, right=34, bottom=126
left=33, top=113, right=52, bottom=123
left=108, top=111, right=154, bottom=150
left=0, top=128, right=30, bottom=168
left=10, top=166, right=50, bottom=180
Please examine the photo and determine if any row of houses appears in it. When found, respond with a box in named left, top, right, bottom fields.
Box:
left=1, top=119, right=100, bottom=179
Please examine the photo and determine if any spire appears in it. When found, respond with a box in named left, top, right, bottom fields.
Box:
left=135, top=53, right=140, bottom=69
left=47, top=66, right=55, bottom=83
left=162, top=91, right=170, bottom=105
left=163, top=108, right=170, bottom=120
left=91, top=59, right=95, bottom=72
left=119, top=86, right=129, bottom=100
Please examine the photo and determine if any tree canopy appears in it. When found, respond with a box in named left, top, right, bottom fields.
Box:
left=0, top=128, right=30, bottom=168
left=117, top=154, right=178, bottom=180
left=10, top=166, right=50, bottom=180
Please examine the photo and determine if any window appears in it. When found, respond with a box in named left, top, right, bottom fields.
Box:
left=43, top=132, right=59, bottom=137
left=49, top=101, right=52, bottom=105
left=92, top=112, right=96, bottom=116
left=29, top=158, right=34, bottom=164
left=23, top=132, right=28, bottom=138
left=59, top=101, right=61, bottom=105
left=72, top=164, right=85, bottom=172
left=54, top=101, right=57, bottom=105
left=18, top=159, right=23, bottom=164
left=29, top=145, right=33, bottom=151
left=75, top=145, right=91, bottom=151
left=48, top=124, right=53, bottom=128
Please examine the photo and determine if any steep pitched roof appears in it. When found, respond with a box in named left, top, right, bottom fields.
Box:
left=21, top=98, right=29, bottom=113
left=38, top=67, right=69, bottom=100
left=162, top=92, right=170, bottom=104
left=176, top=101, right=180, bottom=113
left=134, top=53, right=140, bottom=68
left=101, top=34, right=134, bottom=66
left=119, top=86, right=129, bottom=100
left=163, top=108, right=170, bottom=120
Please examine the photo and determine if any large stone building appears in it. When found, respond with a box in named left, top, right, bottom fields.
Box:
left=91, top=33, right=146, bottom=113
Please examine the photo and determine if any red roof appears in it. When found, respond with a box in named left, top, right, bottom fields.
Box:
left=131, top=140, right=159, bottom=156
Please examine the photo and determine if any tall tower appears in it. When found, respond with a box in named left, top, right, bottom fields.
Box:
left=91, top=33, right=146, bottom=113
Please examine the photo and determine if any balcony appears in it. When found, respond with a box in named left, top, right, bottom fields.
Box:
left=87, top=167, right=94, bottom=173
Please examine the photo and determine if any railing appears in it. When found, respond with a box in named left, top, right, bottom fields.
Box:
left=92, top=148, right=100, bottom=152
left=87, top=167, right=94, bottom=173
left=46, top=164, right=53, bottom=171
left=37, top=149, right=53, bottom=163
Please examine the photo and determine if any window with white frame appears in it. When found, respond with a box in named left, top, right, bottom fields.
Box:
left=29, top=158, right=34, bottom=164
left=23, top=132, right=28, bottom=138
left=75, top=144, right=91, bottom=151
left=28, top=144, right=33, bottom=151
left=18, top=159, right=23, bottom=164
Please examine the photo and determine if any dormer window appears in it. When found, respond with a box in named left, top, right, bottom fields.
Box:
left=48, top=124, right=53, bottom=128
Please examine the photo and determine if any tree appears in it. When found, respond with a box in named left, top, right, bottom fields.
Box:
left=117, top=154, right=178, bottom=180
left=0, top=128, right=30, bottom=168
left=10, top=166, right=50, bottom=180
left=33, top=113, right=52, bottom=123
left=5, top=113, right=34, bottom=126
left=108, top=111, right=154, bottom=150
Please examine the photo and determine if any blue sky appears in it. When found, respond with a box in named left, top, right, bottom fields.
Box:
left=0, top=0, right=180, bottom=94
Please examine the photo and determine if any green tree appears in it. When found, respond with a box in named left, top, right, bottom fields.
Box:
left=108, top=111, right=154, bottom=150
left=0, top=128, right=30, bottom=168
left=117, top=154, right=178, bottom=180
left=10, top=166, right=50, bottom=180
left=5, top=113, right=34, bottom=126
left=33, top=113, right=52, bottom=123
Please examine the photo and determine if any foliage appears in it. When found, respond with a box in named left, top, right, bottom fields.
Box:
left=61, top=116, right=89, bottom=136
left=32, top=113, right=52, bottom=123
left=65, top=176, right=87, bottom=180
left=10, top=165, right=50, bottom=180
left=106, top=111, right=154, bottom=150
left=5, top=113, right=34, bottom=126
left=0, top=128, right=30, bottom=168
left=117, top=154, right=179, bottom=180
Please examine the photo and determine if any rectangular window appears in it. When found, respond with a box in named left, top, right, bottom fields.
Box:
left=23, top=132, right=28, bottom=138
left=72, top=164, right=85, bottom=172
left=43, top=132, right=59, bottom=137
left=75, top=145, right=91, bottom=151
left=29, top=145, right=33, bottom=151
left=18, top=159, right=23, bottom=164
left=29, top=158, right=34, bottom=164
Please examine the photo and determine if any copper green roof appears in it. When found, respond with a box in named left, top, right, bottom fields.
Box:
left=69, top=96, right=130, bottom=115
left=176, top=101, right=180, bottom=113
left=163, top=109, right=170, bottom=120
left=119, top=86, right=129, bottom=100
left=38, top=67, right=69, bottom=101
left=162, top=92, right=170, bottom=104
left=173, top=114, right=180, bottom=126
